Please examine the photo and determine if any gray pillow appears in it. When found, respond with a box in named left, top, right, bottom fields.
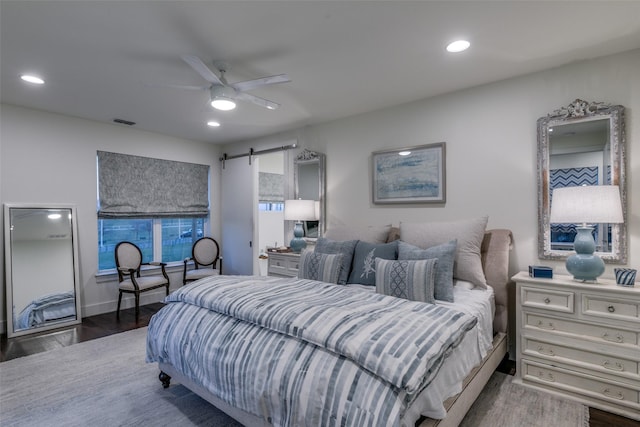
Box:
left=398, top=240, right=457, bottom=302
left=298, top=251, right=343, bottom=284
left=400, top=217, right=488, bottom=288
left=347, top=240, right=398, bottom=286
left=375, top=258, right=438, bottom=304
left=323, top=225, right=392, bottom=244
left=314, top=238, right=358, bottom=284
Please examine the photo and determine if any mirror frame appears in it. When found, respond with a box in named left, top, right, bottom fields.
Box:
left=4, top=203, right=82, bottom=337
left=537, top=99, right=627, bottom=263
left=294, top=149, right=326, bottom=239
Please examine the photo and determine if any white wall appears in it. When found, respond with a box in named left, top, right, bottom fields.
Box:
left=0, top=105, right=222, bottom=328
left=225, top=49, right=639, bottom=281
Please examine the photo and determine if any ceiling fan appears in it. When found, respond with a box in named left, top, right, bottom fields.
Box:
left=176, top=55, right=291, bottom=111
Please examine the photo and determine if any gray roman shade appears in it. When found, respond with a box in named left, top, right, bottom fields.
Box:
left=259, top=172, right=284, bottom=202
left=98, top=151, right=209, bottom=218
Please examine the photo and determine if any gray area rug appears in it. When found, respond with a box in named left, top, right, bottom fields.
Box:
left=0, top=327, right=588, bottom=426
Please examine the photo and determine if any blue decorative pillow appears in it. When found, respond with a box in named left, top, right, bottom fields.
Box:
left=314, top=238, right=358, bottom=284
left=298, top=251, right=343, bottom=284
left=375, top=258, right=438, bottom=304
left=347, top=240, right=398, bottom=286
left=398, top=240, right=457, bottom=302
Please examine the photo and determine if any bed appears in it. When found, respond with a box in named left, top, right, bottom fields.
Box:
left=14, top=290, right=77, bottom=330
left=147, top=224, right=512, bottom=427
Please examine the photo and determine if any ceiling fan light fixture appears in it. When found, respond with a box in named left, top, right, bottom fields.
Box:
left=210, top=86, right=237, bottom=111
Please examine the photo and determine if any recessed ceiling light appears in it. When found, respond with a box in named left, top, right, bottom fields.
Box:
left=20, top=74, right=45, bottom=84
left=446, top=40, right=470, bottom=53
left=207, top=121, right=221, bottom=127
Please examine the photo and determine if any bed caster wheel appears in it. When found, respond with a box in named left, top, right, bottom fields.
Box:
left=159, top=371, right=171, bottom=388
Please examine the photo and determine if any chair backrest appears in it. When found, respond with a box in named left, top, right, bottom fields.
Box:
left=115, top=241, right=143, bottom=281
left=192, top=237, right=220, bottom=269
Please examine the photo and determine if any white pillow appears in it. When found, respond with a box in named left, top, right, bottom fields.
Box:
left=324, top=224, right=392, bottom=244
left=400, top=217, right=488, bottom=288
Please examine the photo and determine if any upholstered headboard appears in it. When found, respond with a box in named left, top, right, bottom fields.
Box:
left=481, top=229, right=513, bottom=335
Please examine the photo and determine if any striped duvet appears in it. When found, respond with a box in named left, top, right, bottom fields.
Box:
left=146, top=275, right=477, bottom=426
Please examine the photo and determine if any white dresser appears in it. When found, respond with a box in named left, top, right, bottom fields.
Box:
left=513, top=271, right=640, bottom=421
left=267, top=252, right=300, bottom=278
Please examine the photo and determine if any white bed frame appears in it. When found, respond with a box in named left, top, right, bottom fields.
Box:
left=158, top=229, right=513, bottom=427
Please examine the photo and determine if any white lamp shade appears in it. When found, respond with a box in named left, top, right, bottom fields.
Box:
left=549, top=185, right=623, bottom=224
left=284, top=199, right=316, bottom=221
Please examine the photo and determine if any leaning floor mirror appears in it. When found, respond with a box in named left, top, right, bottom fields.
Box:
left=4, top=203, right=82, bottom=338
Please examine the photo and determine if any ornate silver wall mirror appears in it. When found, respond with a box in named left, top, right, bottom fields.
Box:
left=294, top=149, right=325, bottom=239
left=537, top=99, right=627, bottom=263
left=4, top=203, right=82, bottom=337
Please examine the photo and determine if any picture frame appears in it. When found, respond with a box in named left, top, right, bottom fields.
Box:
left=372, top=142, right=446, bottom=204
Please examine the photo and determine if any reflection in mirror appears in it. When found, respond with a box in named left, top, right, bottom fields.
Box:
left=294, top=149, right=325, bottom=239
left=537, top=99, right=627, bottom=263
left=4, top=204, right=82, bottom=337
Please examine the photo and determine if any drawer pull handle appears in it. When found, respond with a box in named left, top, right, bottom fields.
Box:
left=608, top=305, right=615, bottom=313
left=536, top=320, right=556, bottom=330
left=603, top=360, right=624, bottom=372
left=537, top=371, right=555, bottom=382
left=537, top=346, right=555, bottom=357
left=603, top=388, right=624, bottom=400
left=601, top=332, right=624, bottom=343
left=543, top=298, right=551, bottom=304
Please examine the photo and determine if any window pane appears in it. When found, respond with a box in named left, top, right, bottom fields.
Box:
left=98, top=219, right=153, bottom=270
left=161, top=218, right=205, bottom=263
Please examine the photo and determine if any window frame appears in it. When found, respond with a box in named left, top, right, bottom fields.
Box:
left=96, top=216, right=209, bottom=276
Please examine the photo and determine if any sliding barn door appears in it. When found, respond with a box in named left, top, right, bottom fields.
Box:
left=220, top=157, right=258, bottom=275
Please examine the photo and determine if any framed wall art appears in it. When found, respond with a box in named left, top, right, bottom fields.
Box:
left=371, top=142, right=446, bottom=204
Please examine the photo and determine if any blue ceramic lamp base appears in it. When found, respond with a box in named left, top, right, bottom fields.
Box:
left=289, top=221, right=307, bottom=253
left=566, top=226, right=605, bottom=282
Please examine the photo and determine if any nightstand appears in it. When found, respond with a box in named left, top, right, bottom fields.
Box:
left=512, top=271, right=640, bottom=421
left=267, top=252, right=300, bottom=278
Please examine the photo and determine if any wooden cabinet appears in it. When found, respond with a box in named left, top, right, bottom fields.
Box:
left=267, top=252, right=300, bottom=278
left=513, top=271, right=640, bottom=421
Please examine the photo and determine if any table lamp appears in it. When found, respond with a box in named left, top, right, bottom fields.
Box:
left=284, top=199, right=316, bottom=252
left=549, top=185, right=623, bottom=282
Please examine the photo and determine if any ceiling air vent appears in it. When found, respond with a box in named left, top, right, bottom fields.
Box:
left=113, top=118, right=136, bottom=126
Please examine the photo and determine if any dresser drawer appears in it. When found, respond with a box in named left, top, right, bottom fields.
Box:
left=522, top=360, right=640, bottom=409
left=582, top=294, right=640, bottom=323
left=267, top=254, right=300, bottom=277
left=522, top=337, right=639, bottom=380
left=523, top=312, right=640, bottom=347
left=521, top=286, right=574, bottom=313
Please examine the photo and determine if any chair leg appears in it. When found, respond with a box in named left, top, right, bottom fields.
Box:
left=117, top=291, right=123, bottom=317
left=165, top=283, right=170, bottom=296
left=134, top=292, right=140, bottom=318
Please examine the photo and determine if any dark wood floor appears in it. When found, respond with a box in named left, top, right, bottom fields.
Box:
left=1, top=303, right=638, bottom=427
left=0, top=302, right=163, bottom=362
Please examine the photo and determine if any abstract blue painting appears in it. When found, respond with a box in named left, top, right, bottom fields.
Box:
left=372, top=142, right=445, bottom=204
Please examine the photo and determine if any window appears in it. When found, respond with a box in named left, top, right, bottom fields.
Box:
left=97, top=151, right=210, bottom=272
left=97, top=217, right=206, bottom=270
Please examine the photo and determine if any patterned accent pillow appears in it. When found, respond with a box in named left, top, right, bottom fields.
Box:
left=375, top=258, right=438, bottom=304
left=298, top=251, right=343, bottom=284
left=314, top=238, right=358, bottom=284
left=398, top=240, right=457, bottom=302
left=347, top=240, right=398, bottom=286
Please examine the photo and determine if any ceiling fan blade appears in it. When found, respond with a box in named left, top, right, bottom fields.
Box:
left=181, top=55, right=224, bottom=85
left=231, top=74, right=291, bottom=92
left=144, top=82, right=209, bottom=91
left=236, top=92, right=281, bottom=110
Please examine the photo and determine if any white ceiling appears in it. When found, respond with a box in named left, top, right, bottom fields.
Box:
left=2, top=1, right=640, bottom=146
